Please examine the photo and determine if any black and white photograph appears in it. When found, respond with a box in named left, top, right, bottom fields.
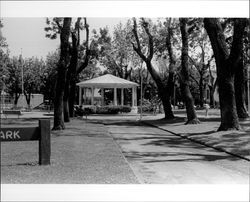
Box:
left=0, top=1, right=249, bottom=201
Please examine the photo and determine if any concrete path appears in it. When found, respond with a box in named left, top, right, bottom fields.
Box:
left=105, top=120, right=249, bottom=184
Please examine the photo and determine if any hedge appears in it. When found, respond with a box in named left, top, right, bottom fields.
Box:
left=74, top=105, right=131, bottom=116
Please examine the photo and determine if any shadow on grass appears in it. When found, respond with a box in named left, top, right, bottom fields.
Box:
left=1, top=161, right=38, bottom=167
left=125, top=150, right=239, bottom=163
left=107, top=117, right=249, bottom=161
left=1, top=118, right=52, bottom=127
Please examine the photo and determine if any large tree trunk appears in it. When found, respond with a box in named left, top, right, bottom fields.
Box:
left=217, top=74, right=239, bottom=130
left=69, top=75, right=77, bottom=117
left=204, top=18, right=246, bottom=131
left=179, top=18, right=200, bottom=124
left=63, top=18, right=82, bottom=122
left=68, top=26, right=79, bottom=118
left=234, top=57, right=249, bottom=118
left=146, top=62, right=174, bottom=119
left=53, top=18, right=72, bottom=130
left=132, top=18, right=174, bottom=120
left=209, top=85, right=215, bottom=108
left=63, top=31, right=78, bottom=122
left=159, top=86, right=174, bottom=119
left=208, top=76, right=217, bottom=108
left=63, top=69, right=71, bottom=122
left=68, top=37, right=78, bottom=118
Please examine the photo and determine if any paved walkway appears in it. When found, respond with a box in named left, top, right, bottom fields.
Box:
left=105, top=120, right=249, bottom=184
left=142, top=114, right=250, bottom=161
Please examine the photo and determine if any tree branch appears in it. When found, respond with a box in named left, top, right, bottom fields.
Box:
left=189, top=73, right=199, bottom=86
left=77, top=18, right=90, bottom=74
left=131, top=18, right=147, bottom=62
left=228, top=18, right=247, bottom=67
left=141, top=18, right=154, bottom=61
left=55, top=19, right=62, bottom=31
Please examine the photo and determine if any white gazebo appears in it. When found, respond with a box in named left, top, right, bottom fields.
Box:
left=76, top=74, right=139, bottom=112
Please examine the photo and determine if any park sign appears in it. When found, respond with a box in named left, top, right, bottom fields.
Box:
left=0, top=127, right=39, bottom=141
left=0, top=119, right=51, bottom=165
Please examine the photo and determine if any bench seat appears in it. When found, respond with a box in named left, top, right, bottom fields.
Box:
left=2, top=110, right=22, bottom=118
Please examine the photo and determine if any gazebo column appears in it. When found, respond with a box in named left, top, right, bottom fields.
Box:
left=83, top=88, right=86, bottom=105
left=132, top=87, right=135, bottom=107
left=91, top=87, right=94, bottom=105
left=131, top=86, right=138, bottom=113
left=114, top=87, right=117, bottom=106
left=121, top=88, right=124, bottom=106
left=134, top=86, right=137, bottom=106
left=79, top=86, right=82, bottom=105
left=101, top=88, right=105, bottom=106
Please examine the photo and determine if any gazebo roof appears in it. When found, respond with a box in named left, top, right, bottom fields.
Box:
left=76, top=74, right=139, bottom=88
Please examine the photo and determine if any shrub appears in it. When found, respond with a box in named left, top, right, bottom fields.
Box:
left=119, top=106, right=131, bottom=113
left=74, top=105, right=131, bottom=115
left=74, top=105, right=95, bottom=116
left=96, top=106, right=131, bottom=114
left=137, top=99, right=154, bottom=113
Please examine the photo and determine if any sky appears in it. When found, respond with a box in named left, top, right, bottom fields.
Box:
left=1, top=0, right=248, bottom=60
left=1, top=18, right=128, bottom=59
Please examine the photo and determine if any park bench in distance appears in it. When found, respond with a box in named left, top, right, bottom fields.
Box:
left=3, top=110, right=22, bottom=118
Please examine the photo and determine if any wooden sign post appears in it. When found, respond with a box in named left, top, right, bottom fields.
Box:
left=0, top=119, right=51, bottom=165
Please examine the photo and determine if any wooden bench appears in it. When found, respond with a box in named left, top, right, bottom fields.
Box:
left=2, top=110, right=22, bottom=118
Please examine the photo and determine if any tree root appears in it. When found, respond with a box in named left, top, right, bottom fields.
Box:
left=164, top=115, right=175, bottom=120
left=185, top=118, right=200, bottom=125
left=52, top=125, right=65, bottom=130
left=217, top=125, right=241, bottom=131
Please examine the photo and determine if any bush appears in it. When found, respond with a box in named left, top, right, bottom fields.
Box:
left=137, top=99, right=154, bottom=113
left=96, top=106, right=131, bottom=114
left=74, top=105, right=131, bottom=115
left=74, top=105, right=95, bottom=116
left=119, top=106, right=131, bottom=113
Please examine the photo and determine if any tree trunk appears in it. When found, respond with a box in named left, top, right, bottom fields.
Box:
left=146, top=62, right=174, bottom=119
left=217, top=74, right=239, bottom=130
left=53, top=18, right=72, bottom=130
left=179, top=18, right=200, bottom=124
left=63, top=70, right=71, bottom=122
left=63, top=100, right=70, bottom=122
left=209, top=85, right=215, bottom=108
left=199, top=77, right=204, bottom=107
left=69, top=75, right=77, bottom=117
left=159, top=89, right=174, bottom=119
left=204, top=18, right=246, bottom=131
left=67, top=31, right=79, bottom=118
left=14, top=92, right=19, bottom=107
left=234, top=57, right=249, bottom=118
